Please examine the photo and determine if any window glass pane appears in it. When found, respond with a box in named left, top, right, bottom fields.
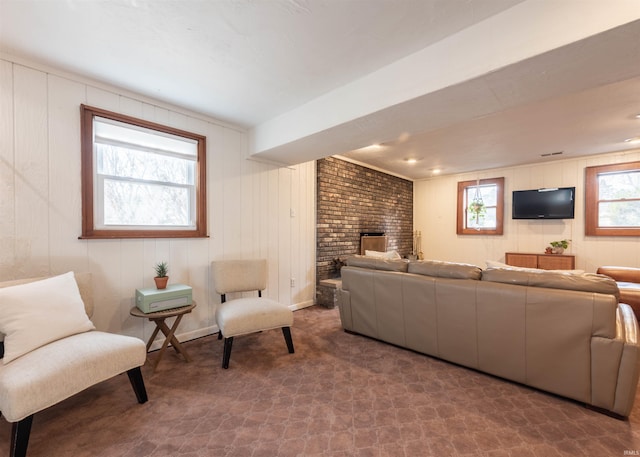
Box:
left=95, top=117, right=196, bottom=157
left=598, top=201, right=640, bottom=227
left=97, top=144, right=194, bottom=185
left=103, top=179, right=192, bottom=227
left=466, top=185, right=497, bottom=205
left=465, top=184, right=497, bottom=228
left=480, top=185, right=497, bottom=206
left=484, top=207, right=497, bottom=228
left=598, top=171, right=640, bottom=200
left=467, top=207, right=496, bottom=229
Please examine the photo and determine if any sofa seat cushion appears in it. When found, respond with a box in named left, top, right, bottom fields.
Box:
left=0, top=331, right=146, bottom=422
left=215, top=298, right=293, bottom=338
left=482, top=268, right=620, bottom=298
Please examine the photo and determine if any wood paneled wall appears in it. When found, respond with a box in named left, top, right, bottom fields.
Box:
left=414, top=150, right=640, bottom=272
left=0, top=58, right=316, bottom=346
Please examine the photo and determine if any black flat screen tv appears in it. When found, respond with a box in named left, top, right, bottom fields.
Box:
left=512, top=187, right=575, bottom=219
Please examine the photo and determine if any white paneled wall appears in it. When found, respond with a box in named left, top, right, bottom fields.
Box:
left=415, top=150, right=640, bottom=272
left=0, top=58, right=316, bottom=346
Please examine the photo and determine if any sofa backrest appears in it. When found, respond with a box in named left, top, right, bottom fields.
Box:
left=408, top=260, right=482, bottom=280
left=481, top=268, right=620, bottom=299
left=346, top=255, right=409, bottom=272
left=597, top=266, right=640, bottom=283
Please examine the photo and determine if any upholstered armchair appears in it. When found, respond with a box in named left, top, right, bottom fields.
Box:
left=0, top=272, right=148, bottom=457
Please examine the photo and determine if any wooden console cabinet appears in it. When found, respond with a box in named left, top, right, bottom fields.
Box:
left=505, top=252, right=575, bottom=270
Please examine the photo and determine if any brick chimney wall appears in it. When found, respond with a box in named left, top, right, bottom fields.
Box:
left=316, top=157, right=413, bottom=281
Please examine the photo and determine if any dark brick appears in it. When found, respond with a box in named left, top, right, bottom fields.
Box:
left=316, top=157, right=413, bottom=284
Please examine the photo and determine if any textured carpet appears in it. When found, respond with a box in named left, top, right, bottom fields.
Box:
left=2, top=305, right=640, bottom=456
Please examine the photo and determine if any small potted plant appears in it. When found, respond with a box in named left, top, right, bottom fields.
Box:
left=549, top=239, right=571, bottom=254
left=154, top=261, right=169, bottom=289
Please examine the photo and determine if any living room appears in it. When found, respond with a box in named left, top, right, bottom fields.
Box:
left=1, top=1, right=640, bottom=456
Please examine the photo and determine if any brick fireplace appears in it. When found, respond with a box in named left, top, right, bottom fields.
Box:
left=316, top=157, right=413, bottom=306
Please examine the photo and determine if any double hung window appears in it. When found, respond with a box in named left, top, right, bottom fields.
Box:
left=585, top=161, right=640, bottom=236
left=456, top=177, right=504, bottom=235
left=80, top=105, right=207, bottom=238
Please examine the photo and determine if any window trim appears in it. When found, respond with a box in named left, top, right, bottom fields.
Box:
left=80, top=104, right=208, bottom=239
left=456, top=177, right=504, bottom=235
left=585, top=161, right=640, bottom=237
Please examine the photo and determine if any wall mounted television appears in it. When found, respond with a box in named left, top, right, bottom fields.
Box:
left=512, top=187, right=575, bottom=219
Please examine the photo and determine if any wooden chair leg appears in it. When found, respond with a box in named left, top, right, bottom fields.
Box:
left=11, top=415, right=33, bottom=457
left=127, top=367, right=148, bottom=404
left=282, top=327, right=295, bottom=353
left=222, top=336, right=234, bottom=369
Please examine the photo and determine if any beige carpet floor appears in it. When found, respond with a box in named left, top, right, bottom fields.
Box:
left=2, top=305, right=639, bottom=456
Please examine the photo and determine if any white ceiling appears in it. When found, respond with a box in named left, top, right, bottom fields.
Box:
left=1, top=0, right=640, bottom=180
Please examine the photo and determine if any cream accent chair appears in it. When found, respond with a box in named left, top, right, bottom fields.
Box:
left=0, top=273, right=148, bottom=457
left=212, top=259, right=294, bottom=369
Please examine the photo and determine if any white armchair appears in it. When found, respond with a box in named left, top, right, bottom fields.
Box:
left=0, top=273, right=148, bottom=457
left=212, top=259, right=294, bottom=369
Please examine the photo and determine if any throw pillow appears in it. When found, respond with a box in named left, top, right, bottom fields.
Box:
left=365, top=250, right=401, bottom=260
left=485, top=260, right=584, bottom=275
left=0, top=272, right=95, bottom=364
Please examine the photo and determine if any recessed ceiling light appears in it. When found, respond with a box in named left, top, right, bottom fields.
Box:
left=635, top=114, right=640, bottom=119
left=432, top=168, right=441, bottom=174
left=405, top=158, right=417, bottom=164
left=624, top=136, right=640, bottom=144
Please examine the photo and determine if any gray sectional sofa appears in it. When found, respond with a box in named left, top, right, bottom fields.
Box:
left=337, top=256, right=640, bottom=417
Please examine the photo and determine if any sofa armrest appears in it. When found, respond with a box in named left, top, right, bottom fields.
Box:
left=613, top=303, right=640, bottom=416
left=597, top=266, right=640, bottom=284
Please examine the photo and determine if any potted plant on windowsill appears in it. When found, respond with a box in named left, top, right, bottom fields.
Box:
left=549, top=239, right=571, bottom=254
left=154, top=261, right=169, bottom=289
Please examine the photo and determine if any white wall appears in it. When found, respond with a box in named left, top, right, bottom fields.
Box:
left=0, top=57, right=316, bottom=346
left=414, top=149, right=640, bottom=272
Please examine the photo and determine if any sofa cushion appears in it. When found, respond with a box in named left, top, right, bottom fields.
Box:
left=346, top=255, right=409, bottom=272
left=0, top=272, right=95, bottom=364
left=486, top=260, right=585, bottom=275
left=408, top=260, right=482, bottom=280
left=482, top=268, right=620, bottom=298
left=0, top=330, right=146, bottom=422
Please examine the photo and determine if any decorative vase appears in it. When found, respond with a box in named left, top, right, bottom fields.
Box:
left=552, top=247, right=564, bottom=254
left=154, top=276, right=169, bottom=289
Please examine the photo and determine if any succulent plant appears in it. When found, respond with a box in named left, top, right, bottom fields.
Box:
left=154, top=261, right=168, bottom=278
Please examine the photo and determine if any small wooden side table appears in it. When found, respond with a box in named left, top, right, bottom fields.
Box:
left=130, top=303, right=196, bottom=371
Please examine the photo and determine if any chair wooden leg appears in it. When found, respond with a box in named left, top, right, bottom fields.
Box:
left=127, top=367, right=148, bottom=404
left=282, top=327, right=295, bottom=353
left=10, top=415, right=33, bottom=457
left=217, top=330, right=222, bottom=340
left=222, top=336, right=234, bottom=369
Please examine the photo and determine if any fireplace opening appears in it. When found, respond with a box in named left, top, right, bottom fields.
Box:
left=360, top=232, right=386, bottom=255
